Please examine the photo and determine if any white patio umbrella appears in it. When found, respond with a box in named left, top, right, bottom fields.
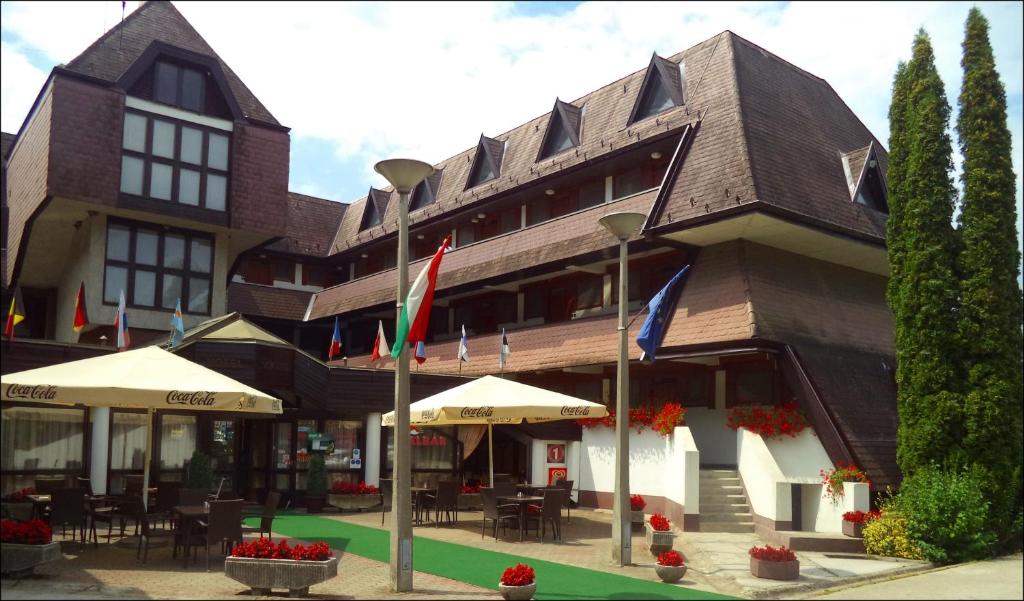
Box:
left=382, top=375, right=607, bottom=486
left=1, top=345, right=283, bottom=506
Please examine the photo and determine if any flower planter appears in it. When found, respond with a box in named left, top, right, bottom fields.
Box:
left=842, top=520, right=864, bottom=538
left=327, top=494, right=380, bottom=512
left=305, top=496, right=326, bottom=514
left=224, top=555, right=339, bottom=596
left=654, top=564, right=687, bottom=583
left=644, top=523, right=675, bottom=555
left=1, top=541, right=63, bottom=576
left=458, top=493, right=482, bottom=510
left=749, top=557, right=799, bottom=581
left=631, top=510, right=645, bottom=531
left=498, top=582, right=536, bottom=600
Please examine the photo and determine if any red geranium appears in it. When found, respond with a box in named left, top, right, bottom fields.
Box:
left=500, top=563, right=535, bottom=587
left=727, top=403, right=809, bottom=439
left=749, top=545, right=797, bottom=562
left=231, top=537, right=333, bottom=561
left=649, top=513, right=671, bottom=532
left=657, top=550, right=685, bottom=567
left=577, top=403, right=687, bottom=437
left=330, top=481, right=379, bottom=495
left=652, top=403, right=686, bottom=436
left=461, top=484, right=481, bottom=494
left=820, top=462, right=870, bottom=504
left=1, top=519, right=53, bottom=545
left=8, top=487, right=35, bottom=502
left=842, top=510, right=881, bottom=525
left=630, top=494, right=646, bottom=511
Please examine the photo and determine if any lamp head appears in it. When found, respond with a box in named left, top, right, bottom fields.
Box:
left=374, top=159, right=434, bottom=194
left=598, top=211, right=647, bottom=240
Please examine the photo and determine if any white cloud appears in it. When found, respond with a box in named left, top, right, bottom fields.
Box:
left=0, top=41, right=48, bottom=133
left=1, top=0, right=1021, bottom=238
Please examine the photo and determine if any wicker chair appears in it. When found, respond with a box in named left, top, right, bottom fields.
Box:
left=525, top=487, right=568, bottom=542
left=480, top=488, right=519, bottom=540
left=241, top=491, right=280, bottom=540
left=194, top=499, right=244, bottom=570
left=49, top=487, right=88, bottom=543
left=133, top=497, right=177, bottom=563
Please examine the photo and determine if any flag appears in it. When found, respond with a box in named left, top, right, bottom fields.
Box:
left=114, top=290, right=131, bottom=351
left=457, top=324, right=470, bottom=362
left=414, top=340, right=427, bottom=365
left=72, top=282, right=89, bottom=333
left=370, top=320, right=390, bottom=365
left=4, top=287, right=25, bottom=339
left=498, top=328, right=510, bottom=369
left=169, top=299, right=185, bottom=349
left=391, top=235, right=452, bottom=358
left=636, top=265, right=691, bottom=362
left=328, top=317, right=342, bottom=360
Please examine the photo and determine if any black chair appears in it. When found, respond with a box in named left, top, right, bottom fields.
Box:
left=480, top=488, right=519, bottom=540
left=424, top=481, right=459, bottom=527
left=525, top=487, right=568, bottom=542
left=195, top=499, right=244, bottom=570
left=241, top=491, right=280, bottom=540
left=89, top=495, right=138, bottom=546
left=379, top=479, right=393, bottom=526
left=553, top=478, right=575, bottom=523
left=123, top=474, right=145, bottom=498
left=133, top=497, right=177, bottom=563
left=492, top=480, right=516, bottom=499
left=154, top=481, right=182, bottom=528
left=179, top=488, right=209, bottom=507
left=50, top=487, right=88, bottom=543
left=76, top=477, right=92, bottom=495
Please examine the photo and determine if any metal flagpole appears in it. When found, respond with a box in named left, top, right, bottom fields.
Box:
left=488, top=422, right=494, bottom=487
left=142, top=407, right=154, bottom=509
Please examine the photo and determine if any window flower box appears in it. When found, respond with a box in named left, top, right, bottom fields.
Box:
left=749, top=545, right=799, bottom=581
left=842, top=510, right=880, bottom=538
left=225, top=539, right=337, bottom=596
left=645, top=513, right=675, bottom=555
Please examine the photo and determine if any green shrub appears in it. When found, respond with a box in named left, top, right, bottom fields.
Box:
left=307, top=454, right=327, bottom=497
left=186, top=450, right=213, bottom=490
left=863, top=508, right=925, bottom=560
left=895, top=464, right=996, bottom=563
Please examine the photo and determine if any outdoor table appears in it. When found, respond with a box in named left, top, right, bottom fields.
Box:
left=410, top=487, right=435, bottom=525
left=498, top=495, right=544, bottom=542
left=173, top=504, right=209, bottom=568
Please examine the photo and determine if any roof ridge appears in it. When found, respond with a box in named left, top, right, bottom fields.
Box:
left=287, top=191, right=347, bottom=206
left=726, top=30, right=829, bottom=85
left=65, top=1, right=159, bottom=71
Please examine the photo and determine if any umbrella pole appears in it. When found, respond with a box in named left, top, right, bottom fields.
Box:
left=488, top=422, right=494, bottom=488
left=142, top=407, right=154, bottom=509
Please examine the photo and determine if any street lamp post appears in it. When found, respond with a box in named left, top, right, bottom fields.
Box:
left=598, top=211, right=647, bottom=567
left=374, top=158, right=434, bottom=593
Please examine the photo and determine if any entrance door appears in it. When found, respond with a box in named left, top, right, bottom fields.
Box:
left=242, top=420, right=271, bottom=502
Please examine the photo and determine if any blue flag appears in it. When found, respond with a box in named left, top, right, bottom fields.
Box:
left=635, top=265, right=691, bottom=362
left=168, top=299, right=185, bottom=348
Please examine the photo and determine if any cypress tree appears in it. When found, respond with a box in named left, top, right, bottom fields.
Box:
left=889, top=31, right=964, bottom=474
left=956, top=7, right=1024, bottom=546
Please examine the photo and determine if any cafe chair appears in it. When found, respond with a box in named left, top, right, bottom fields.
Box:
left=480, top=488, right=519, bottom=540
left=195, top=499, right=244, bottom=570
left=134, top=497, right=177, bottom=563
left=241, top=491, right=280, bottom=540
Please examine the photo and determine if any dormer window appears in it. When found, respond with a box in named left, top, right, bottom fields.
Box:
left=359, top=188, right=391, bottom=231
left=466, top=135, right=505, bottom=189
left=154, top=61, right=204, bottom=113
left=537, top=99, right=582, bottom=161
left=410, top=169, right=443, bottom=212
left=842, top=142, right=889, bottom=214
left=627, top=53, right=685, bottom=126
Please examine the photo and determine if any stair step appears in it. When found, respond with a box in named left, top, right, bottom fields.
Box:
left=699, top=521, right=756, bottom=533
left=700, top=504, right=751, bottom=513
left=700, top=511, right=753, bottom=520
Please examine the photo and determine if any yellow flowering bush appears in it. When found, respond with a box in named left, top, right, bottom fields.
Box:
left=862, top=510, right=924, bottom=560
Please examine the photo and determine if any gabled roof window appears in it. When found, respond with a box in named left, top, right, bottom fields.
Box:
left=411, top=169, right=443, bottom=212
left=537, top=99, right=582, bottom=161
left=466, top=135, right=505, bottom=189
left=842, top=142, right=889, bottom=214
left=627, top=53, right=685, bottom=126
left=359, top=188, right=391, bottom=230
left=155, top=61, right=204, bottom=112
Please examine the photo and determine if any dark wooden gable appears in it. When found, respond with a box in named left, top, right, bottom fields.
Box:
left=537, top=98, right=583, bottom=161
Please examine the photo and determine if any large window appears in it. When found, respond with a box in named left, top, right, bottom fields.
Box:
left=453, top=292, right=516, bottom=335
left=524, top=273, right=604, bottom=323
left=1, top=406, right=85, bottom=494
left=154, top=61, right=205, bottom=113
left=120, top=109, right=230, bottom=211
left=159, top=414, right=196, bottom=471
left=104, top=220, right=213, bottom=314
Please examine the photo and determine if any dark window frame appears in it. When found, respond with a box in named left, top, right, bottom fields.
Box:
left=120, top=108, right=231, bottom=212
left=154, top=61, right=206, bottom=113
left=103, top=217, right=214, bottom=315
left=725, top=358, right=779, bottom=408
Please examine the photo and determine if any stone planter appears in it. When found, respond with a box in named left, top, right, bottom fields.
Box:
left=631, top=510, right=645, bottom=531
left=224, top=555, right=339, bottom=596
left=498, top=582, right=536, bottom=600
left=458, top=493, right=482, bottom=510
left=749, top=557, right=800, bottom=581
left=644, top=523, right=675, bottom=555
left=327, top=494, right=381, bottom=512
left=305, top=496, right=326, bottom=514
left=1, top=541, right=63, bottom=576
left=842, top=520, right=864, bottom=538
left=654, top=563, right=687, bottom=583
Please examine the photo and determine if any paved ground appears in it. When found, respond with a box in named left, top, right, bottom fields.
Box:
left=803, top=553, right=1023, bottom=600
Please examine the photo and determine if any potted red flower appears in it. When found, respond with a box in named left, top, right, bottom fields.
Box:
left=655, top=549, right=687, bottom=583
left=645, top=513, right=675, bottom=555
left=841, top=510, right=880, bottom=538
left=225, top=537, right=338, bottom=596
left=458, top=483, right=483, bottom=511
left=749, top=545, right=799, bottom=580
left=327, top=480, right=381, bottom=512
left=1, top=518, right=61, bottom=576
left=820, top=462, right=870, bottom=505
left=499, top=562, right=536, bottom=600
left=630, top=494, right=646, bottom=530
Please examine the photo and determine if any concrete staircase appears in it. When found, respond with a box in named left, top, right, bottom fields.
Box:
left=699, top=468, right=756, bottom=533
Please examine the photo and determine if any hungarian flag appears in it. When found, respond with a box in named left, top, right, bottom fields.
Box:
left=390, top=235, right=451, bottom=359
left=328, top=317, right=342, bottom=360
left=114, top=290, right=131, bottom=351
left=414, top=340, right=427, bottom=365
left=370, top=320, right=390, bottom=365
left=72, top=282, right=90, bottom=333
left=4, top=287, right=26, bottom=339
left=498, top=328, right=510, bottom=369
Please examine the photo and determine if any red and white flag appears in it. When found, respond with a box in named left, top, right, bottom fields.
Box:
left=114, top=290, right=131, bottom=351
left=370, top=320, right=390, bottom=365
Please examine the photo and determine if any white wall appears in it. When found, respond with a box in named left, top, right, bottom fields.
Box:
left=737, top=428, right=791, bottom=522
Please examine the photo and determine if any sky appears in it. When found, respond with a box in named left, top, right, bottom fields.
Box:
left=2, top=1, right=1022, bottom=260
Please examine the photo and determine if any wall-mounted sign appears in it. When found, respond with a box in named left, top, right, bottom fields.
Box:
left=350, top=458, right=362, bottom=469
left=548, top=467, right=568, bottom=486
left=547, top=443, right=566, bottom=464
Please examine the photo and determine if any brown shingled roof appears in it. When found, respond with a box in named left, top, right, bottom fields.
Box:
left=63, top=1, right=279, bottom=126
left=268, top=193, right=347, bottom=257
left=227, top=282, right=312, bottom=321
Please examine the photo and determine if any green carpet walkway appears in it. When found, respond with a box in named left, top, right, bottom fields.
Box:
left=246, top=514, right=736, bottom=600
